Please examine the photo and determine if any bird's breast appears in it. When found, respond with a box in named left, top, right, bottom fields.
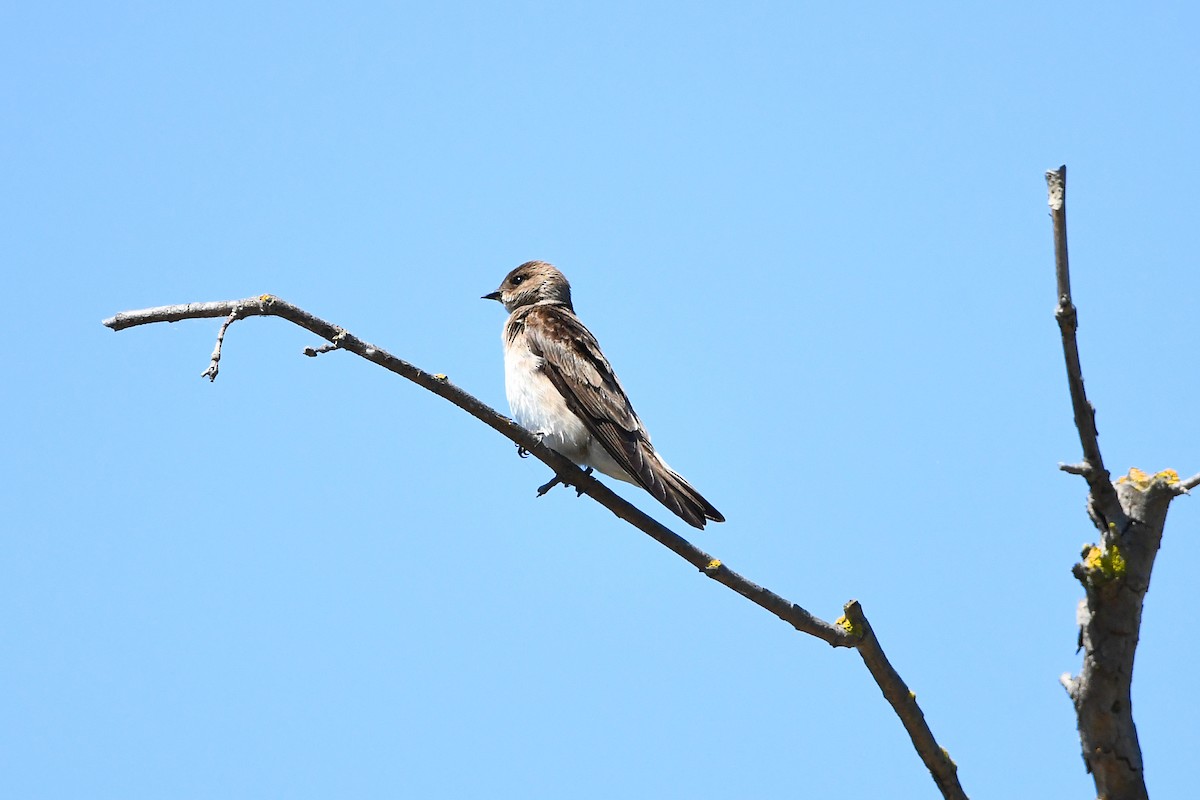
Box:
left=503, top=342, right=590, bottom=457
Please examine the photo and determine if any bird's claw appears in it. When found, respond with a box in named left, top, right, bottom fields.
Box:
left=536, top=467, right=593, bottom=498
left=518, top=431, right=549, bottom=460
left=575, top=467, right=593, bottom=496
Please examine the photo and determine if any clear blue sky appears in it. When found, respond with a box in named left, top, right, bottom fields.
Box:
left=4, top=2, right=1198, bottom=797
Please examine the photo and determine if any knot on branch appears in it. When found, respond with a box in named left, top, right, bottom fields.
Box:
left=1054, top=299, right=1077, bottom=327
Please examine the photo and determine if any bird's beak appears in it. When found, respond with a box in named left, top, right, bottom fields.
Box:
left=482, top=291, right=502, bottom=301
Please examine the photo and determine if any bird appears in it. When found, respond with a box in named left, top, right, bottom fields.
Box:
left=483, top=260, right=724, bottom=530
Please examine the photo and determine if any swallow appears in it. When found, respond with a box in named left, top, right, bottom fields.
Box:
left=485, top=260, right=724, bottom=529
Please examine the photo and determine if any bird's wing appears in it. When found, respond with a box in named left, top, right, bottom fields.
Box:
left=520, top=304, right=723, bottom=529
left=521, top=304, right=655, bottom=479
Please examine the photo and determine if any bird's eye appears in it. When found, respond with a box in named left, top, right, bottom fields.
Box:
left=511, top=275, right=525, bottom=285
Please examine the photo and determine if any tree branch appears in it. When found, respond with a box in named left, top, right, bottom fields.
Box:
left=1047, top=166, right=1191, bottom=800
left=843, top=601, right=964, bottom=800
left=1046, top=165, right=1127, bottom=535
left=104, top=295, right=967, bottom=800
left=200, top=305, right=245, bottom=381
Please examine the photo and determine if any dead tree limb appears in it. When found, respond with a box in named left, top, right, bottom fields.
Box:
left=1047, top=165, right=1192, bottom=800
left=104, top=296, right=967, bottom=800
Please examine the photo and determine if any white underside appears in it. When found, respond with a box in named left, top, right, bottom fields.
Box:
left=504, top=343, right=636, bottom=484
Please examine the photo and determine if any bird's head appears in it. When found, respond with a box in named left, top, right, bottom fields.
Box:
left=483, top=261, right=574, bottom=313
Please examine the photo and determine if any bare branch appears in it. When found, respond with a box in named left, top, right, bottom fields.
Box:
left=1180, top=472, right=1200, bottom=492
left=105, top=297, right=855, bottom=642
left=104, top=300, right=253, bottom=330
left=303, top=340, right=342, bottom=357
left=1046, top=165, right=1127, bottom=534
left=1046, top=167, right=1194, bottom=800
left=843, top=601, right=966, bottom=800
left=104, top=295, right=968, bottom=800
left=200, top=306, right=245, bottom=381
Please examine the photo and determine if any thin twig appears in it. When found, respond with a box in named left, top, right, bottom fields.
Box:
left=303, top=340, right=341, bottom=357
left=1180, top=472, right=1200, bottom=492
left=1046, top=166, right=1127, bottom=534
left=843, top=601, right=966, bottom=800
left=104, top=296, right=968, bottom=800
left=200, top=305, right=244, bottom=381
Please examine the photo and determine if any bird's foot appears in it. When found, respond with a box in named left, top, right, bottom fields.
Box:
left=536, top=475, right=562, bottom=496
left=518, top=431, right=549, bottom=459
left=536, top=467, right=593, bottom=498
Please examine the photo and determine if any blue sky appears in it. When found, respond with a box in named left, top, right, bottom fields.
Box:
left=4, top=2, right=1199, bottom=797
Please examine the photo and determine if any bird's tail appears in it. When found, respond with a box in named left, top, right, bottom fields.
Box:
left=650, top=458, right=724, bottom=530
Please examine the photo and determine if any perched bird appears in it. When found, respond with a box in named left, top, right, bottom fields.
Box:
left=484, top=260, right=724, bottom=529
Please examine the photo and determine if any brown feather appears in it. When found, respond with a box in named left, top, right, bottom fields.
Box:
left=522, top=303, right=723, bottom=528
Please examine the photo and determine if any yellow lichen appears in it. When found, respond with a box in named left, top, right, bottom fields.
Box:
left=258, top=294, right=274, bottom=302
left=836, top=614, right=863, bottom=638
left=1117, top=467, right=1149, bottom=488
left=705, top=559, right=722, bottom=571
left=434, top=374, right=448, bottom=381
left=1117, top=467, right=1179, bottom=491
left=1083, top=544, right=1126, bottom=580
